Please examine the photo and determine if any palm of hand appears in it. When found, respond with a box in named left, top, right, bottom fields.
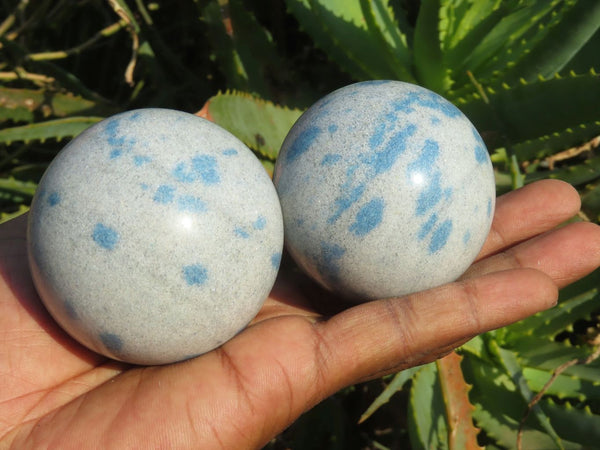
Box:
left=1, top=180, right=599, bottom=449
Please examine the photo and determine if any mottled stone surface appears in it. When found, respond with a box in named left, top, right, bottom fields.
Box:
left=274, top=81, right=495, bottom=302
left=28, top=108, right=283, bottom=365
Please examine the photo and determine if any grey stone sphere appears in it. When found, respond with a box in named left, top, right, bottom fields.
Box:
left=273, top=81, right=495, bottom=302
left=27, top=108, right=283, bottom=365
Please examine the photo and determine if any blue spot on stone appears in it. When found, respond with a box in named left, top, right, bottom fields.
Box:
left=234, top=227, right=250, bottom=239
left=173, top=162, right=194, bottom=182
left=328, top=124, right=338, bottom=133
left=416, top=171, right=443, bottom=216
left=418, top=212, right=438, bottom=240
left=369, top=122, right=387, bottom=150
left=474, top=145, right=488, bottom=164
left=463, top=231, right=471, bottom=244
left=286, top=126, right=321, bottom=163
left=47, top=192, right=61, bottom=206
left=177, top=195, right=207, bottom=213
left=183, top=264, right=208, bottom=286
left=253, top=216, right=267, bottom=230
left=349, top=197, right=385, bottom=236
left=431, top=117, right=441, bottom=125
left=173, top=155, right=220, bottom=185
left=104, top=119, right=122, bottom=146
left=407, top=139, right=440, bottom=180
left=321, top=153, right=342, bottom=166
left=487, top=198, right=493, bottom=218
left=105, top=118, right=118, bottom=133
left=328, top=183, right=366, bottom=224
left=92, top=223, right=119, bottom=250
left=133, top=155, right=152, bottom=166
left=104, top=118, right=138, bottom=160
left=222, top=148, right=238, bottom=156
left=140, top=183, right=149, bottom=191
left=362, top=125, right=416, bottom=175
left=395, top=91, right=462, bottom=118
left=473, top=128, right=489, bottom=164
left=100, top=332, right=123, bottom=352
left=129, top=111, right=142, bottom=121
left=393, top=93, right=419, bottom=114
left=318, top=242, right=346, bottom=279
left=193, top=155, right=220, bottom=184
left=430, top=220, right=453, bottom=254
left=271, top=252, right=282, bottom=269
left=154, top=185, right=176, bottom=204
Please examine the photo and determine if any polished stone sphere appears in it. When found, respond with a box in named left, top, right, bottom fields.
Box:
left=274, top=81, right=495, bottom=302
left=28, top=108, right=283, bottom=365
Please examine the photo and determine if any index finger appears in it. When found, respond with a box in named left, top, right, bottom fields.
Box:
left=476, top=180, right=581, bottom=260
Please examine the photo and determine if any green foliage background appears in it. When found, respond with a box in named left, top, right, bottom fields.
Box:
left=1, top=1, right=600, bottom=449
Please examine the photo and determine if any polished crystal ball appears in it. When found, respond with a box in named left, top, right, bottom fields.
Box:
left=274, top=81, right=495, bottom=302
left=28, top=108, right=283, bottom=365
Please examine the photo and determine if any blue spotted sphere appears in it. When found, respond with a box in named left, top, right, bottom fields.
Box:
left=274, top=81, right=495, bottom=302
left=27, top=109, right=283, bottom=365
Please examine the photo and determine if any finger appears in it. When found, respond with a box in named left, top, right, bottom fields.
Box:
left=464, top=221, right=600, bottom=289
left=314, top=268, right=557, bottom=388
left=477, top=180, right=581, bottom=260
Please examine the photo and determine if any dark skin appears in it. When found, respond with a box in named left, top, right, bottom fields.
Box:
left=1, top=180, right=600, bottom=449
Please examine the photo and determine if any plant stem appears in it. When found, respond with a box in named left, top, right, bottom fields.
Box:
left=26, top=20, right=128, bottom=61
left=0, top=69, right=54, bottom=85
left=135, top=0, right=154, bottom=25
left=0, top=0, right=29, bottom=38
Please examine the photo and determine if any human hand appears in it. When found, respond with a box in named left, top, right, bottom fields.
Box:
left=1, top=179, right=599, bottom=449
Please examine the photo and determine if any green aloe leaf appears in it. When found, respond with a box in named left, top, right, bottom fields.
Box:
left=458, top=72, right=600, bottom=147
left=0, top=177, right=37, bottom=205
left=413, top=0, right=452, bottom=93
left=359, top=366, right=421, bottom=423
left=440, top=0, right=503, bottom=54
left=488, top=341, right=564, bottom=449
left=543, top=398, right=600, bottom=444
left=407, top=362, right=449, bottom=450
left=0, top=87, right=113, bottom=124
left=511, top=120, right=600, bottom=163
left=284, top=0, right=365, bottom=78
left=525, top=154, right=600, bottom=186
left=0, top=205, right=29, bottom=224
left=510, top=339, right=600, bottom=382
left=523, top=367, right=600, bottom=401
left=463, top=352, right=582, bottom=449
left=200, top=91, right=302, bottom=160
left=459, top=1, right=560, bottom=82
left=202, top=0, right=282, bottom=98
left=0, top=117, right=104, bottom=145
left=503, top=270, right=600, bottom=344
left=0, top=177, right=37, bottom=196
left=359, top=0, right=415, bottom=82
left=503, top=0, right=600, bottom=83
left=581, top=180, right=600, bottom=221
left=285, top=0, right=396, bottom=79
left=462, top=353, right=529, bottom=448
